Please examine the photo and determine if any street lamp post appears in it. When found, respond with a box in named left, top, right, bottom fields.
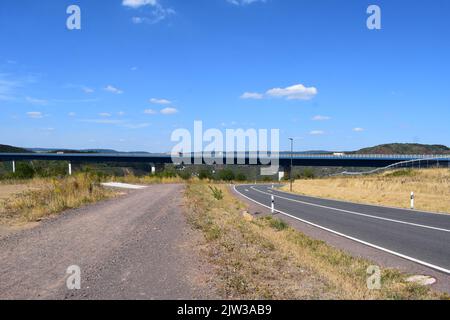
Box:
left=289, top=138, right=294, bottom=192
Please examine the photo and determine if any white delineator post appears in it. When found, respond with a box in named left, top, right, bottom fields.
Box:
left=271, top=195, right=275, bottom=214
left=410, top=192, right=415, bottom=210
left=68, top=162, right=72, bottom=176
left=12, top=160, right=16, bottom=173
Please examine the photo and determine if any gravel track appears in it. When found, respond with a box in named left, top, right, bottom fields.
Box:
left=0, top=184, right=216, bottom=300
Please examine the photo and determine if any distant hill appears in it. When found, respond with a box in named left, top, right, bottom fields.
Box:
left=2, top=143, right=450, bottom=156
left=356, top=143, right=450, bottom=155
left=0, top=144, right=32, bottom=153
left=28, top=148, right=150, bottom=154
left=28, top=148, right=118, bottom=153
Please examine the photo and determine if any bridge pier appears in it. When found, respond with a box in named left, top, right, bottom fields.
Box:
left=150, top=163, right=165, bottom=175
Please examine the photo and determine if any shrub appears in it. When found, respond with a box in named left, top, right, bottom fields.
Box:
left=178, top=171, right=191, bottom=180
left=209, top=186, right=224, bottom=200
left=263, top=216, right=289, bottom=231
left=218, top=169, right=235, bottom=181
left=14, top=162, right=36, bottom=179
left=199, top=169, right=213, bottom=180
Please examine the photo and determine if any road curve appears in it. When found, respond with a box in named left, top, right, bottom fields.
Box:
left=234, top=184, right=450, bottom=275
left=0, top=184, right=214, bottom=300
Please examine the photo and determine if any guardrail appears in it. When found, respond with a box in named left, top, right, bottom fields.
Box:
left=334, top=157, right=450, bottom=176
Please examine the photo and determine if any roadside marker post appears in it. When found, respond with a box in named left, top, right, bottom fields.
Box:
left=12, top=160, right=15, bottom=173
left=68, top=162, right=72, bottom=176
left=271, top=195, right=275, bottom=214
left=410, top=192, right=415, bottom=210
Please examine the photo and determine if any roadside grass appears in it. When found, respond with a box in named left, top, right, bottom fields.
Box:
left=0, top=173, right=116, bottom=225
left=282, top=168, right=450, bottom=214
left=185, top=183, right=447, bottom=300
left=111, top=174, right=186, bottom=185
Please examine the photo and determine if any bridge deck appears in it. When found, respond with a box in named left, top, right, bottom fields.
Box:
left=0, top=153, right=449, bottom=168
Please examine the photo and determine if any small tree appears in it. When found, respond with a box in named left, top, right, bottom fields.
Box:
left=14, top=162, right=35, bottom=179
left=218, top=169, right=235, bottom=181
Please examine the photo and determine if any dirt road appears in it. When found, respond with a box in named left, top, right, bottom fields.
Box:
left=0, top=184, right=215, bottom=300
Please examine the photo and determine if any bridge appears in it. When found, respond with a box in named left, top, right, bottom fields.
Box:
left=0, top=152, right=449, bottom=174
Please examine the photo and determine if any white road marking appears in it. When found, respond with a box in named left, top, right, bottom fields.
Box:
left=101, top=182, right=147, bottom=190
left=233, top=185, right=450, bottom=275
left=270, top=186, right=449, bottom=216
left=251, top=186, right=450, bottom=233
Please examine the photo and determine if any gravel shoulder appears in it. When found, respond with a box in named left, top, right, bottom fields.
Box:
left=0, top=184, right=216, bottom=300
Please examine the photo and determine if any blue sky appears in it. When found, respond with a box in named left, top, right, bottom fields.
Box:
left=0, top=0, right=449, bottom=152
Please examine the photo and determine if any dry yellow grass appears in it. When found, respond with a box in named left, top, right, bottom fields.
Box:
left=0, top=173, right=116, bottom=225
left=0, top=184, right=31, bottom=200
left=185, top=183, right=446, bottom=300
left=111, top=174, right=186, bottom=185
left=283, top=169, right=450, bottom=214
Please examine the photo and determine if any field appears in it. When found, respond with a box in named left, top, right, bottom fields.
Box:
left=282, top=169, right=450, bottom=214
left=185, top=183, right=445, bottom=299
left=0, top=174, right=117, bottom=225
left=0, top=183, right=31, bottom=200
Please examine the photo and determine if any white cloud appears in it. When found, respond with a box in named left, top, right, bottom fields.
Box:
left=144, top=109, right=157, bottom=114
left=82, top=86, right=94, bottom=94
left=312, top=115, right=331, bottom=121
left=122, top=0, right=157, bottom=8
left=150, top=98, right=172, bottom=105
left=227, top=0, right=266, bottom=5
left=68, top=112, right=76, bottom=117
left=353, top=127, right=365, bottom=132
left=26, top=96, right=48, bottom=106
left=26, top=111, right=43, bottom=119
left=80, top=119, right=124, bottom=125
left=131, top=8, right=175, bottom=24
left=0, top=75, right=20, bottom=101
left=266, top=84, right=318, bottom=100
left=79, top=118, right=150, bottom=130
left=240, top=92, right=263, bottom=100
left=52, top=98, right=99, bottom=104
left=132, top=17, right=146, bottom=24
left=241, top=83, right=318, bottom=101
left=118, top=111, right=126, bottom=116
left=160, top=107, right=178, bottom=115
left=99, top=113, right=112, bottom=117
left=123, top=123, right=150, bottom=129
left=125, top=0, right=175, bottom=25
left=104, top=85, right=123, bottom=94
left=309, top=130, right=325, bottom=135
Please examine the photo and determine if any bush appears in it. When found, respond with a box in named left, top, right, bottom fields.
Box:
left=158, top=168, right=177, bottom=178
left=218, top=169, right=235, bottom=181
left=264, top=216, right=289, bottom=231
left=209, top=186, right=224, bottom=200
left=297, top=168, right=315, bottom=179
left=385, top=169, right=416, bottom=177
left=14, top=162, right=36, bottom=179
left=236, top=173, right=247, bottom=181
left=178, top=171, right=191, bottom=180
left=199, top=169, right=213, bottom=180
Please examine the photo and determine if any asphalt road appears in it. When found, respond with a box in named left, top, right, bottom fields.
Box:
left=0, top=184, right=214, bottom=300
left=234, top=184, right=450, bottom=275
